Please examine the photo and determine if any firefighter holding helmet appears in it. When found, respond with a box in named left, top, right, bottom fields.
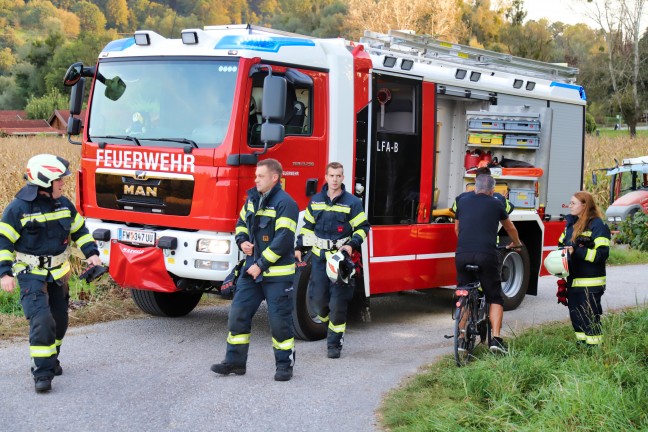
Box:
left=556, top=191, right=611, bottom=346
left=0, top=154, right=101, bottom=393
left=295, top=162, right=370, bottom=359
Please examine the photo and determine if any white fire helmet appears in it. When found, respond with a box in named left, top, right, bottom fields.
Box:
left=326, top=251, right=356, bottom=284
left=543, top=249, right=569, bottom=278
left=25, top=154, right=72, bottom=188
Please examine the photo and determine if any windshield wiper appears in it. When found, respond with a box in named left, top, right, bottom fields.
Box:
left=92, top=135, right=141, bottom=146
left=145, top=137, right=198, bottom=148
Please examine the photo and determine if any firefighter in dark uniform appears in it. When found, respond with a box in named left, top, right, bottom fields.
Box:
left=0, top=154, right=101, bottom=393
left=211, top=159, right=299, bottom=381
left=559, top=191, right=611, bottom=346
left=295, top=162, right=370, bottom=359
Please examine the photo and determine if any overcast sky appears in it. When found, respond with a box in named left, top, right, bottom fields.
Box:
left=524, top=0, right=648, bottom=32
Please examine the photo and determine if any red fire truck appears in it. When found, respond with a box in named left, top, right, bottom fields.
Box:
left=63, top=25, right=585, bottom=340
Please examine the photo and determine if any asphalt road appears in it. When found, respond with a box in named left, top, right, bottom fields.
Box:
left=1, top=264, right=647, bottom=432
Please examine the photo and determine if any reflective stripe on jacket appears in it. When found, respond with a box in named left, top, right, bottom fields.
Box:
left=558, top=215, right=611, bottom=289
left=0, top=187, right=99, bottom=280
left=296, top=184, right=370, bottom=260
left=234, top=183, right=298, bottom=281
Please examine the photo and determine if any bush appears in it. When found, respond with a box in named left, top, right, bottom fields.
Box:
left=615, top=212, right=648, bottom=251
left=586, top=112, right=597, bottom=134
left=25, top=87, right=69, bottom=119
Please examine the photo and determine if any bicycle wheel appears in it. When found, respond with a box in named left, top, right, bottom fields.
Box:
left=454, top=296, right=476, bottom=366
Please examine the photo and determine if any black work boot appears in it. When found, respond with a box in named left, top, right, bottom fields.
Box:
left=54, top=361, right=63, bottom=376
left=274, top=367, right=293, bottom=382
left=34, top=376, right=52, bottom=393
left=327, top=346, right=342, bottom=359
left=210, top=362, right=246, bottom=376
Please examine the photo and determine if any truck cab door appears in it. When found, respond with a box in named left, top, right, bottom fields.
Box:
left=241, top=67, right=326, bottom=210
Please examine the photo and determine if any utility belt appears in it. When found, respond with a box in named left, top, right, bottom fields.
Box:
left=302, top=234, right=350, bottom=251
left=15, top=250, right=70, bottom=270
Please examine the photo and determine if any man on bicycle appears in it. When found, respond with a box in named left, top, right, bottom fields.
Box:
left=454, top=174, right=522, bottom=353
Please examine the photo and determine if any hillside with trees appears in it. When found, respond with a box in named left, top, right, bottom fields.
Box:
left=0, top=0, right=646, bottom=130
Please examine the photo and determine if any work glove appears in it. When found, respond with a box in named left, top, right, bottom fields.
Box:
left=79, top=264, right=107, bottom=283
left=556, top=278, right=568, bottom=307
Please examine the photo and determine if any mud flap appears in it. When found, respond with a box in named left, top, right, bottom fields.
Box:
left=109, top=241, right=176, bottom=292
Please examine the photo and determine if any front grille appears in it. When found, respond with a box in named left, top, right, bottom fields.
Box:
left=96, top=172, right=194, bottom=215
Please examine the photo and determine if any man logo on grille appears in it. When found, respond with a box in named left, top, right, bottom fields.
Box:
left=135, top=171, right=147, bottom=180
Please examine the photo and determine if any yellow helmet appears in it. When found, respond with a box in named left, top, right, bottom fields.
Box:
left=543, top=249, right=569, bottom=278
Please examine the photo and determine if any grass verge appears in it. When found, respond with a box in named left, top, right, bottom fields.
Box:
left=608, top=245, right=648, bottom=265
left=380, top=306, right=648, bottom=431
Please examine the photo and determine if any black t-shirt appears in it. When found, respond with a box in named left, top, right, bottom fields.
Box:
left=455, top=193, right=509, bottom=255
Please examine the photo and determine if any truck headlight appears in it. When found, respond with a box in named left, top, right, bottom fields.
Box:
left=197, top=239, right=230, bottom=254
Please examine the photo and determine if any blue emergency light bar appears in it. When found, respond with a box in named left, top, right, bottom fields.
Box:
left=214, top=35, right=315, bottom=53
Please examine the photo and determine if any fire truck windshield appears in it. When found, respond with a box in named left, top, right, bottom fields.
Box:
left=88, top=59, right=238, bottom=149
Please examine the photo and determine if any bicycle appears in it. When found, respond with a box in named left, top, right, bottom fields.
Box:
left=452, top=264, right=490, bottom=367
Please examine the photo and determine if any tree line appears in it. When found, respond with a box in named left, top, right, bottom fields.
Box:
left=0, top=0, right=646, bottom=133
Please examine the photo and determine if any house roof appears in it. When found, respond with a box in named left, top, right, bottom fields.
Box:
left=48, top=109, right=87, bottom=129
left=0, top=119, right=63, bottom=136
left=0, top=110, right=27, bottom=121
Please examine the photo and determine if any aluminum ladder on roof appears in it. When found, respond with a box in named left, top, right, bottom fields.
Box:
left=360, top=29, right=579, bottom=83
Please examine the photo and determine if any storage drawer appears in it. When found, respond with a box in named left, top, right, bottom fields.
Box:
left=467, top=133, right=504, bottom=145
left=504, top=135, right=539, bottom=147
left=509, top=188, right=536, bottom=208
left=468, top=119, right=505, bottom=131
left=504, top=120, right=540, bottom=132
left=466, top=182, right=508, bottom=195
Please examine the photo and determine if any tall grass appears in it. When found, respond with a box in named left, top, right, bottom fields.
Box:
left=0, top=135, right=80, bottom=210
left=381, top=307, right=648, bottom=431
left=583, top=134, right=648, bottom=211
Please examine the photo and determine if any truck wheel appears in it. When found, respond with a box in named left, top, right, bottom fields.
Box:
left=292, top=253, right=327, bottom=341
left=498, top=238, right=530, bottom=311
left=130, top=289, right=202, bottom=317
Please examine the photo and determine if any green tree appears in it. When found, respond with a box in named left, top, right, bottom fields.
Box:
left=105, top=0, right=130, bottom=32
left=271, top=0, right=348, bottom=38
left=25, top=87, right=68, bottom=119
left=0, top=47, right=16, bottom=74
left=0, top=75, right=24, bottom=109
left=72, top=1, right=107, bottom=33
left=584, top=0, right=646, bottom=136
left=504, top=0, right=526, bottom=25
left=192, top=0, right=229, bottom=25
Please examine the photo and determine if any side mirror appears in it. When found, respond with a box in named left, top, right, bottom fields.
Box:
left=67, top=117, right=82, bottom=136
left=261, top=75, right=287, bottom=121
left=69, top=77, right=85, bottom=115
left=260, top=123, right=285, bottom=146
left=63, top=62, right=83, bottom=87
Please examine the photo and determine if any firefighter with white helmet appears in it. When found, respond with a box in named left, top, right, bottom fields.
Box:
left=0, top=154, right=101, bottom=393
left=555, top=191, right=611, bottom=346
left=295, top=162, right=370, bottom=359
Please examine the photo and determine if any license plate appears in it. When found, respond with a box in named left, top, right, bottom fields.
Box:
left=118, top=228, right=156, bottom=246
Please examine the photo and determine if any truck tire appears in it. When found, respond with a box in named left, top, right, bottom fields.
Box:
left=292, top=253, right=327, bottom=341
left=130, top=289, right=202, bottom=317
left=498, top=238, right=530, bottom=311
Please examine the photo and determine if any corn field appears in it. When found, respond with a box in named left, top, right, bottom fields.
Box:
left=1, top=134, right=647, bottom=212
